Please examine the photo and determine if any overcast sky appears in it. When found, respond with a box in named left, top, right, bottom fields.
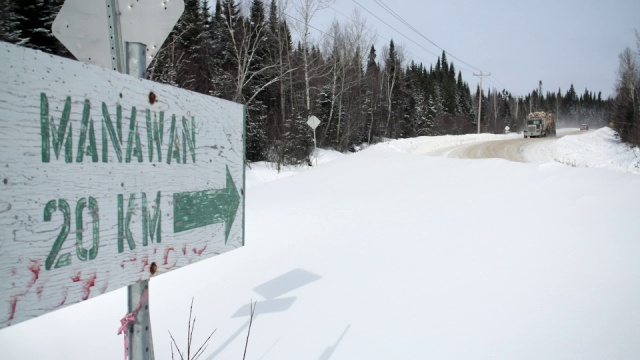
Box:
left=308, top=0, right=640, bottom=98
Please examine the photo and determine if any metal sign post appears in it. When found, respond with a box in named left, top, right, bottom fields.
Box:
left=127, top=280, right=153, bottom=360
left=125, top=41, right=154, bottom=360
left=106, top=0, right=125, bottom=72
left=108, top=1, right=154, bottom=356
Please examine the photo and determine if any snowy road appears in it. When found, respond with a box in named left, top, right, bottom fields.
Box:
left=427, top=129, right=584, bottom=162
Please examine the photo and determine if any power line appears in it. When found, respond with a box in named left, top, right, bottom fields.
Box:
left=327, top=5, right=434, bottom=68
left=357, top=0, right=516, bottom=92
left=288, top=1, right=511, bottom=92
left=284, top=9, right=431, bottom=74
left=282, top=13, right=329, bottom=40
left=366, top=0, right=486, bottom=74
left=350, top=0, right=442, bottom=60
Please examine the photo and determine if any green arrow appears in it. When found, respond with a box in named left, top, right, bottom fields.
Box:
left=173, top=165, right=240, bottom=243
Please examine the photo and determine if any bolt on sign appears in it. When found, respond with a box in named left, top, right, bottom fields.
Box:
left=0, top=42, right=245, bottom=328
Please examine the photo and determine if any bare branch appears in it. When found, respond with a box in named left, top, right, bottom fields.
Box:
left=245, top=67, right=299, bottom=106
left=169, top=331, right=185, bottom=360
left=191, top=329, right=216, bottom=360
left=187, top=298, right=194, bottom=359
left=169, top=298, right=216, bottom=360
left=242, top=300, right=258, bottom=360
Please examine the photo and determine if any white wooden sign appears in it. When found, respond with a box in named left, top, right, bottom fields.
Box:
left=0, top=42, right=245, bottom=328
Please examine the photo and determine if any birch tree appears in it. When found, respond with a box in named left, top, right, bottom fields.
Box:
left=381, top=40, right=404, bottom=138
left=220, top=0, right=296, bottom=105
left=325, top=9, right=373, bottom=149
left=291, top=0, right=334, bottom=116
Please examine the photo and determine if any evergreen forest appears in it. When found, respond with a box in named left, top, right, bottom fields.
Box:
left=2, top=0, right=627, bottom=166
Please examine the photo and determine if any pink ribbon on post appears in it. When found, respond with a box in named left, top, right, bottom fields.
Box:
left=117, top=288, right=149, bottom=360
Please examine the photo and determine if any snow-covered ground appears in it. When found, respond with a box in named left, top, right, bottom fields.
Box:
left=378, top=127, right=640, bottom=173
left=551, top=128, right=640, bottom=173
left=1, top=127, right=639, bottom=359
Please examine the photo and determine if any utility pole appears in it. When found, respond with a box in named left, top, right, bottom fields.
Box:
left=538, top=80, right=543, bottom=111
left=474, top=72, right=490, bottom=134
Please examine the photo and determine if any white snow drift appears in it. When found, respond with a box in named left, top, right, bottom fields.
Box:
left=1, top=127, right=639, bottom=360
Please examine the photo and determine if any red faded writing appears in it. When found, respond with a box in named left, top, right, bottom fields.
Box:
left=46, top=287, right=68, bottom=311
left=162, top=247, right=179, bottom=269
left=8, top=297, right=18, bottom=321
left=99, top=279, right=109, bottom=295
left=193, top=245, right=207, bottom=256
left=81, top=273, right=97, bottom=301
left=6, top=259, right=43, bottom=322
left=36, top=285, right=44, bottom=300
left=163, top=247, right=175, bottom=265
left=120, top=256, right=138, bottom=269
left=27, top=259, right=41, bottom=286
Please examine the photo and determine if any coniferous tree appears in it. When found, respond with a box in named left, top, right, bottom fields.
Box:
left=0, top=0, right=616, bottom=158
left=383, top=39, right=402, bottom=138
left=404, top=62, right=430, bottom=136
left=15, top=0, right=50, bottom=51
left=364, top=45, right=382, bottom=143
left=442, top=60, right=457, bottom=114
left=209, top=0, right=233, bottom=97
left=198, top=0, right=217, bottom=96
left=148, top=0, right=204, bottom=88
left=564, top=84, right=578, bottom=118
left=0, top=0, right=21, bottom=44
left=266, top=0, right=294, bottom=167
left=9, top=0, right=68, bottom=56
left=244, top=0, right=270, bottom=161
left=348, top=48, right=367, bottom=148
left=176, top=0, right=206, bottom=91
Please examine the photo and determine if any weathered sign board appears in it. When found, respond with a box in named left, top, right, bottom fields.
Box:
left=0, top=42, right=245, bottom=328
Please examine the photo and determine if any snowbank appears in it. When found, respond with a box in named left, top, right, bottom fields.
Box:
left=551, top=127, right=640, bottom=173
left=379, top=132, right=522, bottom=154
left=2, top=127, right=639, bottom=360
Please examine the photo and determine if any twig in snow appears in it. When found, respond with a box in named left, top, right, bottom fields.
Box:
left=242, top=300, right=257, bottom=360
left=169, top=298, right=216, bottom=360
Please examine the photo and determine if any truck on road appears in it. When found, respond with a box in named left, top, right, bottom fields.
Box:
left=524, top=111, right=556, bottom=138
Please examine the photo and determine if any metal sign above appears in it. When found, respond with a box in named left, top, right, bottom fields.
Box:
left=52, top=0, right=185, bottom=71
left=307, top=115, right=321, bottom=130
